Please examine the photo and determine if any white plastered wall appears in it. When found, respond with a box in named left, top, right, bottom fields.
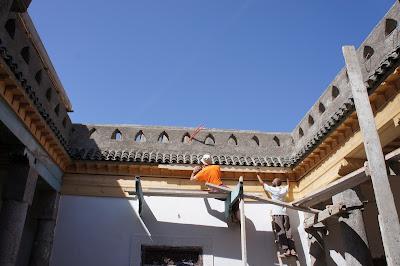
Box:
left=50, top=195, right=311, bottom=266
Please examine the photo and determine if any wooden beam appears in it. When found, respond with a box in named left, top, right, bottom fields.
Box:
left=343, top=45, right=400, bottom=266
left=292, top=167, right=368, bottom=207
left=304, top=204, right=347, bottom=229
left=206, top=183, right=320, bottom=214
left=385, top=146, right=400, bottom=161
left=127, top=187, right=229, bottom=199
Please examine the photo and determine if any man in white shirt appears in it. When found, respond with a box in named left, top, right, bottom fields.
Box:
left=257, top=175, right=297, bottom=257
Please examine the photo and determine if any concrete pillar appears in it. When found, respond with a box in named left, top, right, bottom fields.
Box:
left=29, top=191, right=60, bottom=266
left=0, top=154, right=38, bottom=266
left=326, top=188, right=373, bottom=266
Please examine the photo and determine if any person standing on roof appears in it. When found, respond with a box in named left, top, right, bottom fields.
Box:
left=257, top=175, right=297, bottom=257
left=190, top=154, right=223, bottom=188
left=190, top=154, right=240, bottom=223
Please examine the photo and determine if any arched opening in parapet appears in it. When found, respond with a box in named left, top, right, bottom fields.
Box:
left=228, top=134, right=238, bottom=146
left=54, top=104, right=60, bottom=116
left=204, top=134, right=215, bottom=145
left=35, top=70, right=42, bottom=84
left=46, top=88, right=52, bottom=102
left=88, top=128, right=96, bottom=138
left=273, top=136, right=280, bottom=147
left=299, top=127, right=304, bottom=138
left=308, top=115, right=314, bottom=127
left=21, top=46, right=30, bottom=64
left=158, top=131, right=169, bottom=143
left=385, top=18, right=397, bottom=37
left=62, top=117, right=67, bottom=128
left=111, top=129, right=122, bottom=140
left=319, top=102, right=326, bottom=114
left=363, top=45, right=374, bottom=60
left=135, top=130, right=146, bottom=142
left=251, top=136, right=259, bottom=147
left=332, top=86, right=340, bottom=99
left=5, top=19, right=15, bottom=39
left=182, top=133, right=191, bottom=143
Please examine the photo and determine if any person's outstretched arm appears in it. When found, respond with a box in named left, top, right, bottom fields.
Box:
left=256, top=174, right=264, bottom=186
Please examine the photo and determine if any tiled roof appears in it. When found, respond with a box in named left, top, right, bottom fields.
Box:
left=71, top=148, right=293, bottom=167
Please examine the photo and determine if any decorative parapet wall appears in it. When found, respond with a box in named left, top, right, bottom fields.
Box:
left=71, top=124, right=295, bottom=167
left=290, top=1, right=400, bottom=164
left=0, top=2, right=72, bottom=168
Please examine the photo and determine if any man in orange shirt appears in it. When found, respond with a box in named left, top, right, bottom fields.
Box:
left=190, top=154, right=240, bottom=223
left=190, top=154, right=223, bottom=187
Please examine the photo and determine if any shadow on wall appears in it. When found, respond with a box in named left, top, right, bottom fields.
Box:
left=52, top=195, right=286, bottom=266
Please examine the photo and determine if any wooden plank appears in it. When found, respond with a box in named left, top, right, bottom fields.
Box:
left=385, top=146, right=400, bottom=161
left=292, top=167, right=368, bottom=207
left=206, top=183, right=320, bottom=214
left=128, top=188, right=228, bottom=199
left=304, top=204, right=347, bottom=229
left=343, top=45, right=400, bottom=266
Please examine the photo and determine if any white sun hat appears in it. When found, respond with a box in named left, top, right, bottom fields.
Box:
left=200, top=154, right=212, bottom=165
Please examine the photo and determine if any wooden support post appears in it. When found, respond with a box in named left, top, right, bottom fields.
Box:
left=238, top=176, right=247, bottom=266
left=343, top=45, right=400, bottom=266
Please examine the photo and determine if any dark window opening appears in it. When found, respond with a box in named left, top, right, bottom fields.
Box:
left=35, top=70, right=42, bottom=84
left=363, top=45, right=374, bottom=60
left=54, top=104, right=60, bottom=116
left=332, top=86, right=340, bottom=99
left=141, top=245, right=203, bottom=266
left=385, top=18, right=397, bottom=37
left=135, top=131, right=146, bottom=142
left=112, top=129, right=122, bottom=140
left=89, top=128, right=96, bottom=137
left=46, top=88, right=52, bottom=102
left=319, top=102, right=326, bottom=114
left=5, top=19, right=16, bottom=39
left=204, top=134, right=215, bottom=145
left=158, top=131, right=169, bottom=143
left=62, top=117, right=67, bottom=128
left=228, top=134, right=237, bottom=146
left=21, top=46, right=30, bottom=64
left=308, top=115, right=314, bottom=126
left=299, top=127, right=304, bottom=138
left=273, top=136, right=280, bottom=147
left=251, top=135, right=259, bottom=146
left=182, top=133, right=191, bottom=143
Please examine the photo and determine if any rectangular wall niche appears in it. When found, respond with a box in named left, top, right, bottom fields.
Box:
left=141, top=245, right=203, bottom=266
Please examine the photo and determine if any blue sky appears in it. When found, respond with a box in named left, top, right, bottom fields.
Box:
left=29, top=1, right=395, bottom=132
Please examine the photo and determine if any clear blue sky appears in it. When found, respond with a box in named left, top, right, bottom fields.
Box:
left=29, top=1, right=395, bottom=132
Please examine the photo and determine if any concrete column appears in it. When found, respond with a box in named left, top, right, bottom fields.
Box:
left=29, top=191, right=60, bottom=266
left=326, top=188, right=373, bottom=266
left=0, top=154, right=38, bottom=266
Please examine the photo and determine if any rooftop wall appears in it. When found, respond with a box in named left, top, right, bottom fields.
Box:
left=0, top=7, right=72, bottom=152
left=291, top=1, right=400, bottom=162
